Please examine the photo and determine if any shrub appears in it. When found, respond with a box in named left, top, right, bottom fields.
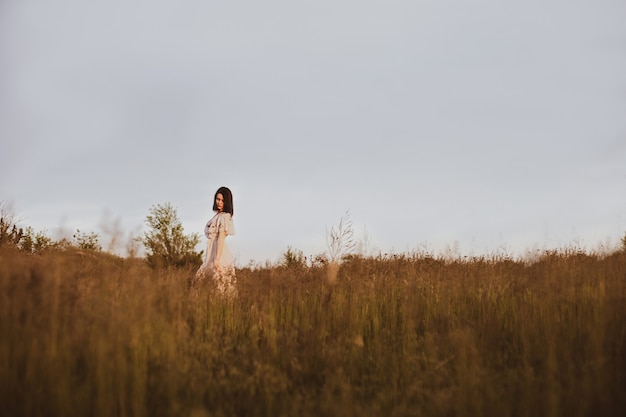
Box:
left=18, top=227, right=55, bottom=253
left=281, top=246, right=306, bottom=269
left=0, top=202, right=23, bottom=248
left=141, top=203, right=201, bottom=268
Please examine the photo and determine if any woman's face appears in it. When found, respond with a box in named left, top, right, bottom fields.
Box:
left=215, top=193, right=224, bottom=212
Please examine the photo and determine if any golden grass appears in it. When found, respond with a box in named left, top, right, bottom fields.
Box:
left=1, top=246, right=625, bottom=416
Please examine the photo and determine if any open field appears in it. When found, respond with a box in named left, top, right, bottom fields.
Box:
left=1, top=246, right=625, bottom=416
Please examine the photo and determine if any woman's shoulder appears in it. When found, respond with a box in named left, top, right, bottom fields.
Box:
left=218, top=212, right=235, bottom=235
left=217, top=212, right=234, bottom=225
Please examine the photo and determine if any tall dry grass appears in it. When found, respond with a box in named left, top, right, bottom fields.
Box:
left=0, top=246, right=625, bottom=416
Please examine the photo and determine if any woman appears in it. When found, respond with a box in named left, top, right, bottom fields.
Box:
left=196, top=186, right=236, bottom=297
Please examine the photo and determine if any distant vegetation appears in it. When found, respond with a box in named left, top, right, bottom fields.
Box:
left=1, top=202, right=626, bottom=416
left=1, top=202, right=104, bottom=253
left=0, top=201, right=202, bottom=267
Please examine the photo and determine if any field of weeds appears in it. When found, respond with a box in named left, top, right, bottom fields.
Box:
left=1, top=246, right=625, bottom=416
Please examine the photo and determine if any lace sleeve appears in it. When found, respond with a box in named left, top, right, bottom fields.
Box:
left=217, top=213, right=235, bottom=236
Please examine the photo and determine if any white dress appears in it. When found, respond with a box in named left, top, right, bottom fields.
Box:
left=196, top=212, right=236, bottom=296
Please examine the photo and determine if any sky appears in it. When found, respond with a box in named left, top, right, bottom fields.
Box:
left=1, top=0, right=625, bottom=265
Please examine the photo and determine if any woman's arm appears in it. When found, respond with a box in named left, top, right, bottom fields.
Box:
left=213, top=229, right=226, bottom=270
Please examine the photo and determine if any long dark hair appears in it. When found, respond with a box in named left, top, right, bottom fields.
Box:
left=213, top=186, right=234, bottom=216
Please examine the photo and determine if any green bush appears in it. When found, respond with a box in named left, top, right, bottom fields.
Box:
left=141, top=203, right=201, bottom=269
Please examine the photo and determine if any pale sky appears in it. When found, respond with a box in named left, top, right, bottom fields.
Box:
left=1, top=0, right=625, bottom=265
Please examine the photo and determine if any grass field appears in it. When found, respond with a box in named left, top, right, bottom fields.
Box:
left=1, top=246, right=625, bottom=416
